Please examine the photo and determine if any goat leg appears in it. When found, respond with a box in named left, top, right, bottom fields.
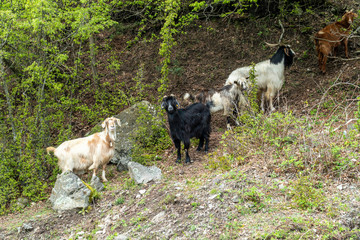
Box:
left=92, top=168, right=97, bottom=180
left=226, top=116, right=232, bottom=130
left=269, top=97, right=276, bottom=113
left=174, top=139, right=181, bottom=163
left=184, top=139, right=191, bottom=163
left=185, top=149, right=191, bottom=164
left=204, top=137, right=209, bottom=153
left=101, top=165, right=108, bottom=182
left=196, top=137, right=204, bottom=151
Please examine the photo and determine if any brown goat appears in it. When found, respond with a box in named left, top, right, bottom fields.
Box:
left=314, top=10, right=358, bottom=73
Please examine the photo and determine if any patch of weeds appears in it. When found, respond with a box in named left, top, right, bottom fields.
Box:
left=209, top=188, right=219, bottom=195
left=235, top=204, right=252, bottom=216
left=111, top=219, right=127, bottom=231
left=106, top=232, right=119, bottom=240
left=189, top=224, right=197, bottom=231
left=288, top=174, right=326, bottom=211
left=161, top=194, right=176, bottom=205
left=121, top=177, right=137, bottom=191
left=207, top=151, right=233, bottom=171
left=114, top=197, right=125, bottom=205
left=191, top=202, right=200, bottom=209
left=185, top=178, right=202, bottom=189
left=220, top=219, right=244, bottom=239
left=258, top=217, right=360, bottom=240
left=130, top=213, right=148, bottom=226
left=224, top=169, right=247, bottom=182
left=138, top=198, right=146, bottom=206
left=131, top=103, right=172, bottom=166
left=242, top=186, right=265, bottom=212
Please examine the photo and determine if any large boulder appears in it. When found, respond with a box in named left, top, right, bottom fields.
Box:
left=112, top=101, right=162, bottom=171
left=49, top=171, right=91, bottom=211
left=128, top=161, right=162, bottom=184
left=85, top=101, right=164, bottom=172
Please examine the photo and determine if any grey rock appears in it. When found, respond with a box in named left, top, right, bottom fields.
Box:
left=114, top=234, right=128, bottom=240
left=128, top=161, right=162, bottom=184
left=152, top=211, right=166, bottom=223
left=111, top=101, right=163, bottom=171
left=22, top=223, right=33, bottom=231
left=90, top=175, right=104, bottom=192
left=49, top=171, right=91, bottom=211
left=16, top=197, right=29, bottom=209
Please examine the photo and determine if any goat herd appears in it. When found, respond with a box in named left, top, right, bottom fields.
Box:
left=47, top=10, right=358, bottom=181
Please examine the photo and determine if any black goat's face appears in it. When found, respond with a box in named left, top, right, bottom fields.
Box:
left=283, top=45, right=296, bottom=68
left=161, top=96, right=180, bottom=113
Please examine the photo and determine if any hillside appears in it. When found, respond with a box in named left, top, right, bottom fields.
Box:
left=1, top=3, right=360, bottom=240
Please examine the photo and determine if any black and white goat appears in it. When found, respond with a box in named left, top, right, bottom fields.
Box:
left=184, top=79, right=247, bottom=129
left=161, top=95, right=211, bottom=164
left=226, top=45, right=295, bottom=112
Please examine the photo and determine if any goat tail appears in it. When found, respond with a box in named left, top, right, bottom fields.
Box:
left=46, top=146, right=56, bottom=155
left=183, top=92, right=195, bottom=101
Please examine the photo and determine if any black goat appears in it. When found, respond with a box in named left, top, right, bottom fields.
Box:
left=161, top=95, right=211, bottom=164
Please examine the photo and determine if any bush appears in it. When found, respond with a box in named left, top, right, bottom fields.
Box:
left=131, top=104, right=172, bottom=166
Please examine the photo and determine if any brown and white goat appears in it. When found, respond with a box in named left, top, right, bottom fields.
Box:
left=314, top=10, right=358, bottom=73
left=47, top=117, right=121, bottom=182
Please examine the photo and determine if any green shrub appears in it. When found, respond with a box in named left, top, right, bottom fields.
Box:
left=131, top=104, right=172, bottom=166
left=288, top=174, right=326, bottom=211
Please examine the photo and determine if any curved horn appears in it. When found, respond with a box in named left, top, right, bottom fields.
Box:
left=265, top=42, right=279, bottom=47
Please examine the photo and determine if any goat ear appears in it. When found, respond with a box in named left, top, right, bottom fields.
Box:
left=284, top=47, right=290, bottom=56
left=101, top=118, right=108, bottom=128
left=161, top=101, right=167, bottom=109
left=116, top=118, right=121, bottom=126
left=175, top=100, right=180, bottom=108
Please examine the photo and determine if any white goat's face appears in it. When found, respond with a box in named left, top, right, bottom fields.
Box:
left=234, top=78, right=248, bottom=91
left=102, top=117, right=121, bottom=132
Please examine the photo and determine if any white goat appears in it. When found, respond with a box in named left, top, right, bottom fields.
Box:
left=184, top=79, right=247, bottom=129
left=47, top=117, right=121, bottom=182
left=226, top=45, right=295, bottom=112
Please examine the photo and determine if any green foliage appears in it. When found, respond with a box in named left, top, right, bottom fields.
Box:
left=0, top=0, right=117, bottom=215
left=288, top=175, right=326, bottom=211
left=210, top=105, right=360, bottom=180
left=114, top=197, right=125, bottom=205
left=356, top=96, right=360, bottom=132
left=131, top=104, right=172, bottom=166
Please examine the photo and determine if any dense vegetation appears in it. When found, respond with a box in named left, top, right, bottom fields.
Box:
left=0, top=0, right=359, bottom=219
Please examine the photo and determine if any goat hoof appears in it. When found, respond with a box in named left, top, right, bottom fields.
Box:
left=185, top=159, right=192, bottom=164
left=176, top=159, right=181, bottom=164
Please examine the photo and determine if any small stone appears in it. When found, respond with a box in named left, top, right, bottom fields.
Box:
left=139, top=189, right=146, bottom=195
left=22, top=223, right=33, bottom=231
left=209, top=194, right=219, bottom=200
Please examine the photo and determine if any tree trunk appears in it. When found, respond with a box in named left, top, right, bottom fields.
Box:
left=0, top=58, right=17, bottom=141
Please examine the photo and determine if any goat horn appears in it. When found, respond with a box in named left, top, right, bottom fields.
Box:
left=265, top=42, right=279, bottom=47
